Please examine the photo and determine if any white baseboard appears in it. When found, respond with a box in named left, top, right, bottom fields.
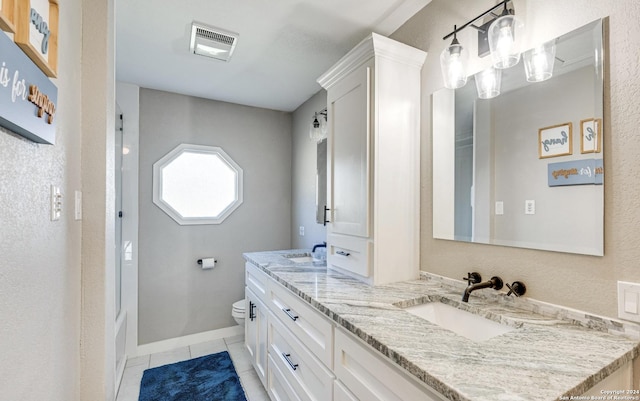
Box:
left=135, top=325, right=244, bottom=357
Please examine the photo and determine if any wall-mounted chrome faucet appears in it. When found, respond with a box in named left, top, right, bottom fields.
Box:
left=462, top=272, right=503, bottom=302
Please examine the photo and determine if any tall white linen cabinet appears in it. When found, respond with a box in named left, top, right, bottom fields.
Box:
left=318, top=33, right=426, bottom=285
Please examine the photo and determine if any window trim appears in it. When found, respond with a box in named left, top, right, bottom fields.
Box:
left=152, top=143, right=243, bottom=225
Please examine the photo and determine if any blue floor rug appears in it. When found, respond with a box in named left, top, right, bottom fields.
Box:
left=139, top=351, right=247, bottom=401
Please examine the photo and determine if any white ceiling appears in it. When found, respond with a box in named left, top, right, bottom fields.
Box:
left=116, top=0, right=430, bottom=112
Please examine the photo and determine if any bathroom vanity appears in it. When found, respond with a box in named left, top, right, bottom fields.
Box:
left=244, top=250, right=639, bottom=401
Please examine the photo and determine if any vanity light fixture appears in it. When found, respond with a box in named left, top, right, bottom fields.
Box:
left=440, top=0, right=524, bottom=93
left=309, top=108, right=327, bottom=142
left=523, top=40, right=557, bottom=82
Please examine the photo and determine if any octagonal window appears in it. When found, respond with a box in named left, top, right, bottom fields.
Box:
left=153, top=144, right=243, bottom=225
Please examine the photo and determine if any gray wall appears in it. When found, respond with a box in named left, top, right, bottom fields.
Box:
left=139, top=89, right=292, bottom=344
left=291, top=91, right=328, bottom=249
left=393, top=0, right=640, bottom=318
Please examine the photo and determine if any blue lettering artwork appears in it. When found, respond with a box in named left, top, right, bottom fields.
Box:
left=30, top=8, right=51, bottom=54
left=0, top=30, right=57, bottom=144
left=548, top=159, right=603, bottom=187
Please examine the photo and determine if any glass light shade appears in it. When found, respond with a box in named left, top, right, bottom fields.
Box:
left=488, top=15, right=524, bottom=69
left=523, top=41, right=556, bottom=82
left=319, top=114, right=328, bottom=137
left=474, top=67, right=502, bottom=99
left=440, top=43, right=469, bottom=89
left=309, top=114, right=327, bottom=142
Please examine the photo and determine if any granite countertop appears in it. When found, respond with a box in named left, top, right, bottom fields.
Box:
left=243, top=249, right=640, bottom=401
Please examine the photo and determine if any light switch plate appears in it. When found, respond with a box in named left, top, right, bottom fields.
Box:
left=495, top=201, right=504, bottom=215
left=618, top=281, right=640, bottom=322
left=50, top=185, right=62, bottom=221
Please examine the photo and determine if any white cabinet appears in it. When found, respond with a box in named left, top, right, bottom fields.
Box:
left=266, top=279, right=334, bottom=367
left=245, top=262, right=270, bottom=388
left=245, top=261, right=458, bottom=401
left=334, top=328, right=448, bottom=401
left=318, top=33, right=426, bottom=286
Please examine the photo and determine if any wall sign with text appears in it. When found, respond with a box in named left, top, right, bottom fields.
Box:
left=15, top=0, right=58, bottom=78
left=0, top=26, right=57, bottom=144
left=580, top=118, right=602, bottom=154
left=0, top=0, right=16, bottom=33
left=548, top=159, right=603, bottom=187
left=538, top=122, right=573, bottom=159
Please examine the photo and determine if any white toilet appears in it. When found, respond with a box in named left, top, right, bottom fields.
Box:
left=232, top=299, right=246, bottom=326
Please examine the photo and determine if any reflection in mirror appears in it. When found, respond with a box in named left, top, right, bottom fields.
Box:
left=316, top=138, right=327, bottom=224
left=432, top=19, right=604, bottom=256
left=153, top=144, right=243, bottom=225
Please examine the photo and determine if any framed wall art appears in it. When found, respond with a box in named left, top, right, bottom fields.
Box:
left=580, top=118, right=602, bottom=154
left=0, top=0, right=16, bottom=32
left=538, top=122, right=573, bottom=159
left=15, top=0, right=58, bottom=78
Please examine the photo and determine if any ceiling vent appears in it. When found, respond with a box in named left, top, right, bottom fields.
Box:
left=189, top=22, right=239, bottom=62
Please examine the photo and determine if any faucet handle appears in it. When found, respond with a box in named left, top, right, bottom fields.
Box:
left=463, top=272, right=482, bottom=286
left=506, top=281, right=526, bottom=297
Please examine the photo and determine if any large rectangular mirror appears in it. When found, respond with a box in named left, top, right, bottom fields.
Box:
left=432, top=19, right=604, bottom=256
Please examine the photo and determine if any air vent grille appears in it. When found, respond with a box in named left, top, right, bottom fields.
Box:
left=189, top=22, right=239, bottom=62
left=195, top=27, right=236, bottom=46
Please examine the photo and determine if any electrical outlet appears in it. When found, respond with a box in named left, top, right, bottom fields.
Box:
left=525, top=200, right=535, bottom=215
left=299, top=226, right=305, bottom=236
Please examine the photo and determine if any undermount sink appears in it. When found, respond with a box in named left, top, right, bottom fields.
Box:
left=404, top=302, right=515, bottom=342
left=283, top=254, right=314, bottom=263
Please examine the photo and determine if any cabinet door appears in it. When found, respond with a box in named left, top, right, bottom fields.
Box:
left=328, top=61, right=372, bottom=238
left=245, top=288, right=268, bottom=387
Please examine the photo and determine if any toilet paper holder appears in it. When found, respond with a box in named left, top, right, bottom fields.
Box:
left=197, top=258, right=218, bottom=265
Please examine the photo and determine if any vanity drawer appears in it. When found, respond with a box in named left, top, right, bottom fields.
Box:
left=246, top=262, right=269, bottom=304
left=334, top=380, right=358, bottom=401
left=327, top=234, right=372, bottom=278
left=268, top=355, right=301, bottom=401
left=334, top=328, right=447, bottom=401
left=267, top=279, right=333, bottom=367
left=268, top=314, right=334, bottom=401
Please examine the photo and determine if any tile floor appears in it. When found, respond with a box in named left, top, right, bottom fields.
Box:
left=116, top=334, right=269, bottom=401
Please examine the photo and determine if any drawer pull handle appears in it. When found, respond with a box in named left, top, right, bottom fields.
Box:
left=336, top=250, right=351, bottom=257
left=249, top=301, right=256, bottom=321
left=282, top=308, right=299, bottom=321
left=282, top=353, right=298, bottom=371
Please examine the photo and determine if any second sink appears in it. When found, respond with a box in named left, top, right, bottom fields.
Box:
left=282, top=253, right=314, bottom=263
left=404, top=301, right=515, bottom=342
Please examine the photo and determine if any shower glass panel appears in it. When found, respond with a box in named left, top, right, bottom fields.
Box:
left=115, top=105, right=123, bottom=316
